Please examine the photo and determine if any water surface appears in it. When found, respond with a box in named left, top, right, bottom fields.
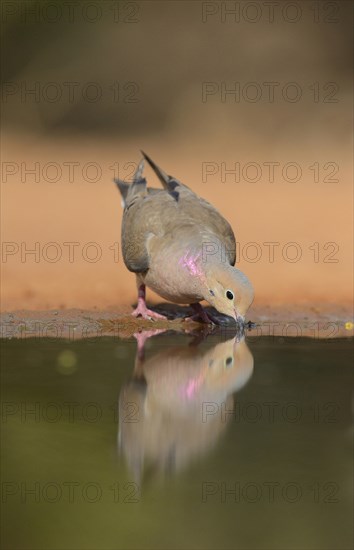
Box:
left=1, top=331, right=352, bottom=550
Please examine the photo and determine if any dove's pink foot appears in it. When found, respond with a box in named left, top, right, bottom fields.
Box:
left=132, top=285, right=167, bottom=320
left=132, top=301, right=167, bottom=320
left=184, top=302, right=217, bottom=325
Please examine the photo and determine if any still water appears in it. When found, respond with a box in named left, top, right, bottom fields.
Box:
left=1, top=330, right=353, bottom=550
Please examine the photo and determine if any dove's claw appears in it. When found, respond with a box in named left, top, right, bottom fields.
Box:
left=184, top=313, right=215, bottom=325
left=132, top=284, right=167, bottom=320
left=185, top=315, right=216, bottom=325
left=184, top=303, right=216, bottom=325
left=132, top=302, right=167, bottom=320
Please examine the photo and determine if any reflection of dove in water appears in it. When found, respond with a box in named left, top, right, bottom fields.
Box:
left=118, top=333, right=254, bottom=481
left=115, top=152, right=254, bottom=324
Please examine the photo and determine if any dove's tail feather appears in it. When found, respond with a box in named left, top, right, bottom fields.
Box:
left=141, top=150, right=170, bottom=188
left=114, top=158, right=146, bottom=208
left=141, top=150, right=180, bottom=201
left=114, top=179, right=130, bottom=208
left=134, top=158, right=145, bottom=182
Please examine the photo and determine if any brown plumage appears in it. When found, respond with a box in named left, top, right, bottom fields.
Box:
left=115, top=152, right=254, bottom=323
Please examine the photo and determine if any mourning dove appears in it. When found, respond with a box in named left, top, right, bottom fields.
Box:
left=118, top=331, right=254, bottom=479
left=115, top=152, right=254, bottom=323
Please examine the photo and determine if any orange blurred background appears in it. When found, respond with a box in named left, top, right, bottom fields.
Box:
left=1, top=0, right=352, bottom=312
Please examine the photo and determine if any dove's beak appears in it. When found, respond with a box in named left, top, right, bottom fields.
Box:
left=234, top=309, right=245, bottom=324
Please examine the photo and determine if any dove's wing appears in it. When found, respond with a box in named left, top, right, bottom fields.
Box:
left=180, top=190, right=236, bottom=265
left=120, top=179, right=236, bottom=273
left=141, top=152, right=236, bottom=264
left=121, top=186, right=167, bottom=272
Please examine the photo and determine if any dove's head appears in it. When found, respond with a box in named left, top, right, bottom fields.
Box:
left=204, top=264, right=254, bottom=322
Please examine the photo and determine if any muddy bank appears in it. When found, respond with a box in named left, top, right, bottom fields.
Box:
left=1, top=304, right=352, bottom=340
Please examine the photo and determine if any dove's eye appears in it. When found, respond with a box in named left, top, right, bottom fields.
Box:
left=224, top=356, right=233, bottom=368
left=226, top=290, right=234, bottom=300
